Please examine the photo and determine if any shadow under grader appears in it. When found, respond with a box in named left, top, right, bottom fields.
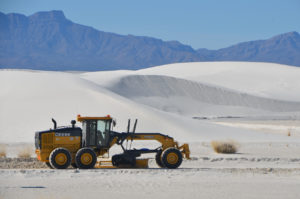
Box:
left=21, top=186, right=46, bottom=189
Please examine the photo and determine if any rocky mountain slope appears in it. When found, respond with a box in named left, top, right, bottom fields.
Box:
left=0, top=10, right=299, bottom=70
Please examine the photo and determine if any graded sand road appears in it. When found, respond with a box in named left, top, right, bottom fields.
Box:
left=1, top=142, right=300, bottom=199
left=1, top=168, right=300, bottom=199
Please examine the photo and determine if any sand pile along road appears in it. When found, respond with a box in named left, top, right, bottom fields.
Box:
left=0, top=158, right=48, bottom=169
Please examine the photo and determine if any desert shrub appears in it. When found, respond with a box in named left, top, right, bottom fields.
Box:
left=287, top=129, right=291, bottom=136
left=18, top=145, right=33, bottom=158
left=0, top=144, right=6, bottom=157
left=211, top=140, right=238, bottom=154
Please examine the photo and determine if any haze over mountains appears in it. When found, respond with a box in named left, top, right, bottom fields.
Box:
left=0, top=10, right=300, bottom=71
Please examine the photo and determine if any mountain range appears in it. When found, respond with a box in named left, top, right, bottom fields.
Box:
left=0, top=10, right=300, bottom=71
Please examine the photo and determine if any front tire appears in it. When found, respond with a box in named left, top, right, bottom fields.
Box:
left=75, top=148, right=97, bottom=169
left=49, top=148, right=72, bottom=169
left=161, top=148, right=182, bottom=169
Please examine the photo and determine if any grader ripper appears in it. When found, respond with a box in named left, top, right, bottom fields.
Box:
left=35, top=115, right=190, bottom=169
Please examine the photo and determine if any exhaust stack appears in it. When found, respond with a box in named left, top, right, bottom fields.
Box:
left=52, top=118, right=57, bottom=129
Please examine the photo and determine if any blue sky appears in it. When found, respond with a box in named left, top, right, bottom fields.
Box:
left=1, top=0, right=299, bottom=49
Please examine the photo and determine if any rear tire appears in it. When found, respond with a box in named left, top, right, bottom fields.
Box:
left=49, top=148, right=72, bottom=169
left=75, top=148, right=97, bottom=169
left=161, top=148, right=182, bottom=169
left=155, top=150, right=165, bottom=168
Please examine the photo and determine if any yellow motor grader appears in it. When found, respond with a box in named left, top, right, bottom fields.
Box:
left=35, top=115, right=190, bottom=169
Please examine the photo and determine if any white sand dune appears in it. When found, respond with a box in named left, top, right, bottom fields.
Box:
left=82, top=62, right=300, bottom=117
left=138, top=62, right=300, bottom=101
left=106, top=75, right=300, bottom=115
left=0, top=70, right=201, bottom=142
left=1, top=62, right=300, bottom=143
left=82, top=62, right=300, bottom=102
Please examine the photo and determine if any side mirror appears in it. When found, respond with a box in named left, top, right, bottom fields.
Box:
left=112, top=119, right=116, bottom=127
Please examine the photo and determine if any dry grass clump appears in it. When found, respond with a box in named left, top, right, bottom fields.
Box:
left=211, top=140, right=239, bottom=154
left=18, top=145, right=33, bottom=158
left=0, top=144, right=7, bottom=157
left=287, top=129, right=291, bottom=136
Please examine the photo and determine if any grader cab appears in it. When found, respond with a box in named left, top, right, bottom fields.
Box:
left=35, top=115, right=190, bottom=169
